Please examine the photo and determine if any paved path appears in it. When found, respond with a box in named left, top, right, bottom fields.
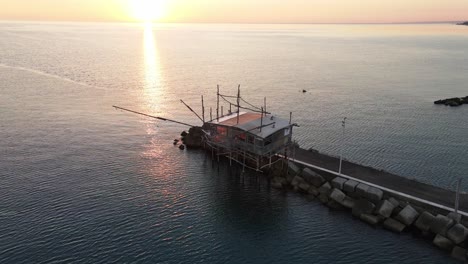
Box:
left=292, top=147, right=468, bottom=213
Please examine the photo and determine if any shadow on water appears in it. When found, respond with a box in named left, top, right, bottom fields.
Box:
left=204, top=156, right=290, bottom=233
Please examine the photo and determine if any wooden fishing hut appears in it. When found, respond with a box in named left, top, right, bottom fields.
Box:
left=113, top=85, right=298, bottom=172
left=201, top=86, right=298, bottom=172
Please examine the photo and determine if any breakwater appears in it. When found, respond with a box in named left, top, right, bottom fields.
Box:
left=268, top=149, right=468, bottom=263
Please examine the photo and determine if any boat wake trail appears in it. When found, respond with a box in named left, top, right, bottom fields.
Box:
left=0, top=63, right=107, bottom=91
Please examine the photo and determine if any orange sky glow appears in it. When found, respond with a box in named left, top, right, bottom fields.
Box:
left=0, top=0, right=467, bottom=23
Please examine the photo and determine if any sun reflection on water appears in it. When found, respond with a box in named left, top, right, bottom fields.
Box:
left=143, top=22, right=164, bottom=115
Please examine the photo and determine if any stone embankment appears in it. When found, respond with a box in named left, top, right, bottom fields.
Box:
left=271, top=162, right=468, bottom=262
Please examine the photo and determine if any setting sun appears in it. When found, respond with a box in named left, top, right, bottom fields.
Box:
left=129, top=0, right=168, bottom=22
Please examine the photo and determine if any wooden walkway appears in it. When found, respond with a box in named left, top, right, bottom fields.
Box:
left=290, top=147, right=468, bottom=214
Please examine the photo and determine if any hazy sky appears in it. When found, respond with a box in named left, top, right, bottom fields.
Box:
left=0, top=0, right=467, bottom=23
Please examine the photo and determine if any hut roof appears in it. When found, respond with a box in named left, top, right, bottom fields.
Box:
left=208, top=112, right=291, bottom=138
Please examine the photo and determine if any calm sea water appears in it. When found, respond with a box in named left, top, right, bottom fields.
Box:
left=1, top=22, right=467, bottom=263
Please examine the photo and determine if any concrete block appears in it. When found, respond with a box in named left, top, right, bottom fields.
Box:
left=447, top=224, right=468, bottom=245
left=352, top=199, right=375, bottom=218
left=447, top=212, right=462, bottom=223
left=451, top=246, right=467, bottom=262
left=326, top=200, right=344, bottom=210
left=376, top=200, right=396, bottom=218
left=271, top=177, right=286, bottom=189
left=395, top=205, right=419, bottom=226
left=360, top=214, right=382, bottom=226
left=365, top=187, right=384, bottom=202
left=298, top=182, right=311, bottom=193
left=341, top=197, right=356, bottom=209
left=288, top=162, right=301, bottom=176
left=388, top=197, right=400, bottom=207
left=307, top=186, right=319, bottom=196
left=291, top=176, right=305, bottom=187
left=318, top=193, right=329, bottom=204
left=331, top=177, right=347, bottom=190
left=414, top=211, right=436, bottom=233
left=329, top=188, right=346, bottom=203
left=433, top=234, right=454, bottom=251
left=318, top=182, right=332, bottom=195
left=431, top=214, right=455, bottom=236
left=355, top=183, right=370, bottom=197
left=302, top=168, right=325, bottom=187
left=383, top=218, right=406, bottom=233
left=343, top=179, right=359, bottom=193
left=286, top=173, right=295, bottom=184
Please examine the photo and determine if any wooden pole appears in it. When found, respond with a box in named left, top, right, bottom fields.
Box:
left=455, top=178, right=462, bottom=217
left=237, top=85, right=240, bottom=124
left=210, top=107, right=212, bottom=121
left=217, top=85, right=220, bottom=121
left=201, top=95, right=205, bottom=122
left=264, top=97, right=267, bottom=117
left=260, top=107, right=263, bottom=132
left=180, top=99, right=203, bottom=123
left=112, top=105, right=195, bottom=127
left=221, top=106, right=224, bottom=117
left=289, top=112, right=292, bottom=124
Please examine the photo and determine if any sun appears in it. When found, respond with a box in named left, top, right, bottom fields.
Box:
left=129, top=0, right=168, bottom=22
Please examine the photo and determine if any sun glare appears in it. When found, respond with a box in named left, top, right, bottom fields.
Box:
left=129, top=0, right=168, bottom=22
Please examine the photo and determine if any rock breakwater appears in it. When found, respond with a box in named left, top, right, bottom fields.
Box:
left=270, top=161, right=468, bottom=262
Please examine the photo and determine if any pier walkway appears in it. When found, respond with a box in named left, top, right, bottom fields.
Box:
left=290, top=147, right=468, bottom=215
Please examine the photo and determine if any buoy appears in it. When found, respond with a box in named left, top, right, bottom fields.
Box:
left=302, top=89, right=307, bottom=93
left=179, top=144, right=185, bottom=150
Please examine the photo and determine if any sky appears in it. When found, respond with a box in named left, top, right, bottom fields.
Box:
left=0, top=0, right=467, bottom=23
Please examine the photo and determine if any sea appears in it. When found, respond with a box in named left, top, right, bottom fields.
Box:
left=1, top=21, right=467, bottom=263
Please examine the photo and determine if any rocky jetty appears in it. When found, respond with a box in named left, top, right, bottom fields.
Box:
left=434, top=96, right=468, bottom=107
left=180, top=126, right=204, bottom=148
left=457, top=21, right=468, bottom=26
left=270, top=161, right=468, bottom=262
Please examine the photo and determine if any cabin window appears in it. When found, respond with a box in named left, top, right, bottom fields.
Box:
left=284, top=128, right=290, bottom=136
left=264, top=136, right=272, bottom=146
left=247, top=135, right=254, bottom=144
left=235, top=132, right=246, bottom=141
left=217, top=126, right=227, bottom=136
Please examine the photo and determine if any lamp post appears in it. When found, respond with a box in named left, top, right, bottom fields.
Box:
left=455, top=178, right=462, bottom=215
left=338, top=117, right=347, bottom=176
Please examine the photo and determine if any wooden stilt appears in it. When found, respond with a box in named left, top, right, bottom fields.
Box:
left=217, top=85, right=220, bottom=121
left=201, top=95, right=205, bottom=122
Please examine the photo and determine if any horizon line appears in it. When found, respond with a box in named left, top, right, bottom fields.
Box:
left=0, top=19, right=465, bottom=25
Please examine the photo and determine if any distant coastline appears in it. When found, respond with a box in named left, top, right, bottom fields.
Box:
left=457, top=21, right=468, bottom=26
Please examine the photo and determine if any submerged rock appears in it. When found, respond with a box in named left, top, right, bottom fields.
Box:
left=182, top=127, right=204, bottom=148
left=451, top=246, right=467, bottom=262
left=434, top=96, right=468, bottom=107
